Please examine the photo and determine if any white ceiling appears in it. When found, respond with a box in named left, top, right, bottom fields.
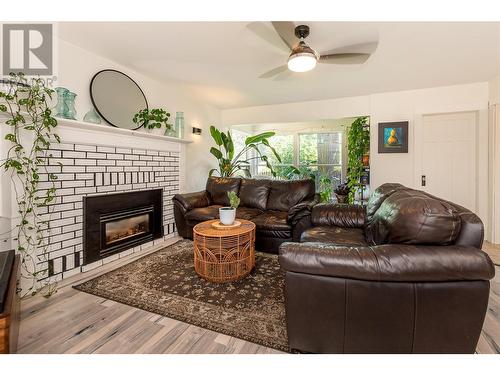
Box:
left=58, top=22, right=500, bottom=109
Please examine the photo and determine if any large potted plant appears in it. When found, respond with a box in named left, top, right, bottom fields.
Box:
left=219, top=191, right=240, bottom=225
left=209, top=126, right=281, bottom=177
left=346, top=116, right=370, bottom=204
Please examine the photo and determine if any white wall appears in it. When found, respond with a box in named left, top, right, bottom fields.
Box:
left=222, top=82, right=491, bottom=238
left=56, top=38, right=221, bottom=193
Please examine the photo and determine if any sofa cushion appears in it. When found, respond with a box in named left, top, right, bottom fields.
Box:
left=257, top=229, right=291, bottom=239
left=301, top=226, right=369, bottom=246
left=252, top=211, right=291, bottom=231
left=185, top=205, right=222, bottom=222
left=239, top=179, right=271, bottom=210
left=206, top=177, right=241, bottom=206
left=267, top=179, right=315, bottom=212
left=365, top=183, right=407, bottom=224
left=311, top=203, right=366, bottom=228
left=236, top=207, right=263, bottom=220
left=370, top=189, right=462, bottom=245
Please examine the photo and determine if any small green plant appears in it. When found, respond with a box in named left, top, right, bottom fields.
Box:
left=132, top=108, right=172, bottom=131
left=345, top=116, right=370, bottom=204
left=334, top=182, right=350, bottom=196
left=275, top=163, right=316, bottom=181
left=209, top=125, right=281, bottom=178
left=227, top=191, right=240, bottom=209
left=318, top=175, right=333, bottom=203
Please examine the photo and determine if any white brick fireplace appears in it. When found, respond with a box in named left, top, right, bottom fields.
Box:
left=1, top=117, right=190, bottom=286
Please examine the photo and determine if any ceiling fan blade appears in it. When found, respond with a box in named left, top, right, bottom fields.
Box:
left=319, top=53, right=371, bottom=64
left=321, top=41, right=378, bottom=55
left=271, top=21, right=297, bottom=50
left=259, top=65, right=288, bottom=79
left=273, top=69, right=293, bottom=81
left=247, top=22, right=291, bottom=53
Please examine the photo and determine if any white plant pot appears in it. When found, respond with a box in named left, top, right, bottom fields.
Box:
left=219, top=207, right=236, bottom=225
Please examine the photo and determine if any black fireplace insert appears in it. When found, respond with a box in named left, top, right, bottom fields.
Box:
left=83, top=189, right=163, bottom=264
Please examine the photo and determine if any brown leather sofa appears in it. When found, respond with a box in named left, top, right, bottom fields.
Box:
left=172, top=177, right=316, bottom=253
left=279, top=183, right=495, bottom=353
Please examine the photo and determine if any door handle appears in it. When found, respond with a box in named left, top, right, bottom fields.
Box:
left=421, top=175, right=426, bottom=187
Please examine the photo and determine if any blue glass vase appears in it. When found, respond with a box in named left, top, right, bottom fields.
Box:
left=175, top=111, right=185, bottom=139
left=83, top=108, right=101, bottom=124
left=64, top=91, right=77, bottom=120
left=54, top=87, right=68, bottom=118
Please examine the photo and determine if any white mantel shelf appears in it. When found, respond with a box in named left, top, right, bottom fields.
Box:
left=56, top=118, right=192, bottom=144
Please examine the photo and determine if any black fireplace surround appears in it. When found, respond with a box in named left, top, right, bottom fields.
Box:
left=83, top=189, right=163, bottom=265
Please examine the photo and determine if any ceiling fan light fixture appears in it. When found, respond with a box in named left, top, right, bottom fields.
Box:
left=287, top=41, right=318, bottom=72
left=287, top=52, right=317, bottom=72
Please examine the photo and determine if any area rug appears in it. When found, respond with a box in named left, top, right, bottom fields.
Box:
left=73, top=240, right=289, bottom=352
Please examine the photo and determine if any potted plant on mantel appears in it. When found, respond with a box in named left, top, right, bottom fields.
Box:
left=219, top=191, right=240, bottom=225
left=132, top=108, right=172, bottom=135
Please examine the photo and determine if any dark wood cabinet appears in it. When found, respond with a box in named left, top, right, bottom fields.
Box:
left=0, top=255, right=20, bottom=354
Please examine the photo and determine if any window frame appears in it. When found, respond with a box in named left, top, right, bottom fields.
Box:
left=252, top=129, right=346, bottom=183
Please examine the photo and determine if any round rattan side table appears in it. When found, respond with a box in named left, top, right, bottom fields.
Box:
left=193, top=219, right=256, bottom=283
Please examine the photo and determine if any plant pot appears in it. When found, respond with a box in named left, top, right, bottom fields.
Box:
left=362, top=153, right=370, bottom=167
left=335, top=194, right=348, bottom=204
left=219, top=207, right=236, bottom=225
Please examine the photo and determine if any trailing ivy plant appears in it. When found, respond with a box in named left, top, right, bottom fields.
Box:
left=208, top=126, right=281, bottom=178
left=345, top=116, right=370, bottom=204
left=0, top=73, right=60, bottom=297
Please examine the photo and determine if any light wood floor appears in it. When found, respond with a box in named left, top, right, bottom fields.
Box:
left=16, top=243, right=500, bottom=354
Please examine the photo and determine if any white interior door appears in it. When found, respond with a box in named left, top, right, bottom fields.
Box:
left=420, top=111, right=477, bottom=212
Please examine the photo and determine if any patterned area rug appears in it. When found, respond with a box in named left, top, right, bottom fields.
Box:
left=74, top=240, right=289, bottom=352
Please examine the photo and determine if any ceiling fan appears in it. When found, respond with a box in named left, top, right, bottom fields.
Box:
left=252, top=22, right=378, bottom=79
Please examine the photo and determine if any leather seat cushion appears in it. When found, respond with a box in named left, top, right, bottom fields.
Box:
left=301, top=226, right=369, bottom=246
left=185, top=205, right=222, bottom=222
left=236, top=206, right=263, bottom=220
left=257, top=229, right=292, bottom=239
left=252, top=210, right=291, bottom=231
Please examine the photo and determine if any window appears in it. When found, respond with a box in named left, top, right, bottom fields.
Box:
left=256, top=134, right=294, bottom=177
left=299, top=133, right=342, bottom=187
left=229, top=126, right=345, bottom=189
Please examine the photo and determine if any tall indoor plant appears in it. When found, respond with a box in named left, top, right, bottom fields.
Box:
left=346, top=116, right=370, bottom=204
left=208, top=125, right=281, bottom=177
left=0, top=73, right=60, bottom=297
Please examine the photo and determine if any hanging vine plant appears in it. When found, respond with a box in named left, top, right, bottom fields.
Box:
left=346, top=116, right=370, bottom=204
left=0, top=73, right=60, bottom=297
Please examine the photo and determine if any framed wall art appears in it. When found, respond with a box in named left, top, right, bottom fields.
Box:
left=378, top=121, right=409, bottom=153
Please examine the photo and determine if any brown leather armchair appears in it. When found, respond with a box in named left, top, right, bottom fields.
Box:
left=279, top=183, right=495, bottom=353
left=173, top=177, right=316, bottom=253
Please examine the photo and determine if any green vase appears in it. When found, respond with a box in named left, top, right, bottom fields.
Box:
left=54, top=87, right=68, bottom=118
left=83, top=108, right=101, bottom=124
left=64, top=91, right=77, bottom=120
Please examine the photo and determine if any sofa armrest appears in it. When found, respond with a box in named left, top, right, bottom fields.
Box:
left=310, top=203, right=366, bottom=228
left=172, top=190, right=210, bottom=212
left=279, top=242, right=495, bottom=282
left=287, top=197, right=318, bottom=226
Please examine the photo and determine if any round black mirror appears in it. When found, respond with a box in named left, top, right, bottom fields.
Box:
left=90, top=69, right=148, bottom=130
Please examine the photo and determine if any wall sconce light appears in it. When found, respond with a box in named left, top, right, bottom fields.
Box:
left=192, top=127, right=202, bottom=135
